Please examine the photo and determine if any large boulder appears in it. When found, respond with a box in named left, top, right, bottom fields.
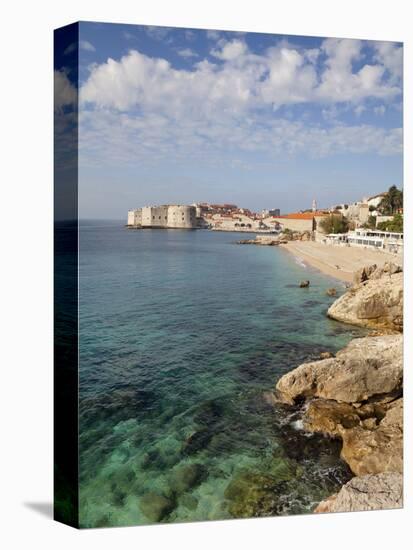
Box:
left=303, top=399, right=366, bottom=436
left=369, top=262, right=402, bottom=280
left=315, top=472, right=402, bottom=513
left=304, top=397, right=403, bottom=476
left=353, top=264, right=377, bottom=285
left=353, top=262, right=402, bottom=285
left=275, top=335, right=403, bottom=405
left=328, top=271, right=403, bottom=331
left=340, top=398, right=403, bottom=476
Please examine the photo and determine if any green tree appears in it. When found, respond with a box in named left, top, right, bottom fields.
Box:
left=319, top=215, right=349, bottom=234
left=378, top=186, right=403, bottom=215
left=377, top=213, right=403, bottom=232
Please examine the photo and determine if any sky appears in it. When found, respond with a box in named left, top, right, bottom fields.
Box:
left=58, top=22, right=403, bottom=218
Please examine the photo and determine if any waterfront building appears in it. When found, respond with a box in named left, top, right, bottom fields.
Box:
left=324, top=229, right=403, bottom=254
left=367, top=192, right=387, bottom=212
left=347, top=229, right=403, bottom=253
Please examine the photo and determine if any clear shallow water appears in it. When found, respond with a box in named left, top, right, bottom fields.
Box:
left=79, top=222, right=364, bottom=528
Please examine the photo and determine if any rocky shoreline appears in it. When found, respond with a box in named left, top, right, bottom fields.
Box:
left=274, top=262, right=403, bottom=513
left=237, top=230, right=312, bottom=246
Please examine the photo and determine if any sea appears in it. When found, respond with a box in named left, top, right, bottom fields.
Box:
left=78, top=220, right=365, bottom=527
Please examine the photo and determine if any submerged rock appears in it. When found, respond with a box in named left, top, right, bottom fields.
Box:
left=326, top=288, right=337, bottom=297
left=139, top=493, right=175, bottom=523
left=180, top=494, right=198, bottom=511
left=170, top=463, right=208, bottom=494
left=328, top=270, right=403, bottom=331
left=224, top=470, right=288, bottom=518
left=182, top=429, right=214, bottom=455
left=275, top=335, right=403, bottom=405
left=315, top=472, right=402, bottom=513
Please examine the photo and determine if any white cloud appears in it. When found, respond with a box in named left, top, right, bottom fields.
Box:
left=81, top=39, right=402, bottom=117
left=80, top=40, right=96, bottom=52
left=79, top=106, right=402, bottom=172
left=211, top=39, right=248, bottom=60
left=374, top=105, right=386, bottom=116
left=206, top=30, right=221, bottom=41
left=64, top=40, right=96, bottom=55
left=78, top=38, right=402, bottom=168
left=54, top=70, right=76, bottom=111
left=80, top=49, right=255, bottom=114
left=123, top=31, right=136, bottom=41
left=374, top=42, right=403, bottom=83
left=185, top=30, right=195, bottom=41
left=63, top=42, right=76, bottom=56
left=259, top=46, right=318, bottom=106
left=145, top=26, right=173, bottom=41
left=354, top=105, right=366, bottom=117
left=316, top=38, right=398, bottom=102
left=177, top=48, right=198, bottom=58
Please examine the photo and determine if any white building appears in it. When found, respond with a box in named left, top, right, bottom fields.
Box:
left=325, top=229, right=403, bottom=254
left=367, top=192, right=387, bottom=210
left=347, top=229, right=403, bottom=253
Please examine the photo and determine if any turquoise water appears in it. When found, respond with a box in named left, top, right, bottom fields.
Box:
left=78, top=222, right=364, bottom=528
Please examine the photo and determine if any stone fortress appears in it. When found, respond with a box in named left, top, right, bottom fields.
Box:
left=127, top=205, right=197, bottom=229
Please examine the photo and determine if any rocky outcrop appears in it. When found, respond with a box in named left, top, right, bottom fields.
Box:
left=340, top=398, right=403, bottom=476
left=275, top=335, right=403, bottom=405
left=275, top=333, right=403, bottom=506
left=237, top=231, right=312, bottom=246
left=353, top=264, right=378, bottom=285
left=299, top=280, right=310, bottom=288
left=328, top=264, right=403, bottom=331
left=315, top=472, right=402, bottom=513
left=304, top=397, right=403, bottom=476
left=237, top=237, right=285, bottom=246
left=353, top=262, right=402, bottom=285
left=282, top=230, right=312, bottom=242
left=273, top=262, right=403, bottom=513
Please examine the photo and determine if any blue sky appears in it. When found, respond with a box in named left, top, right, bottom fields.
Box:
left=63, top=22, right=403, bottom=218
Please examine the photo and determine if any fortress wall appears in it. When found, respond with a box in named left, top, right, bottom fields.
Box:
left=167, top=205, right=197, bottom=228
left=127, top=210, right=136, bottom=226
left=272, top=217, right=315, bottom=232
left=127, top=209, right=143, bottom=226
left=141, top=206, right=168, bottom=227
left=131, top=205, right=197, bottom=228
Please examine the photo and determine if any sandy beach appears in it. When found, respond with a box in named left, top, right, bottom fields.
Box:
left=282, top=241, right=402, bottom=283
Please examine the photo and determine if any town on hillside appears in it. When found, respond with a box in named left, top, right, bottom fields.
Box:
left=127, top=185, right=403, bottom=254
